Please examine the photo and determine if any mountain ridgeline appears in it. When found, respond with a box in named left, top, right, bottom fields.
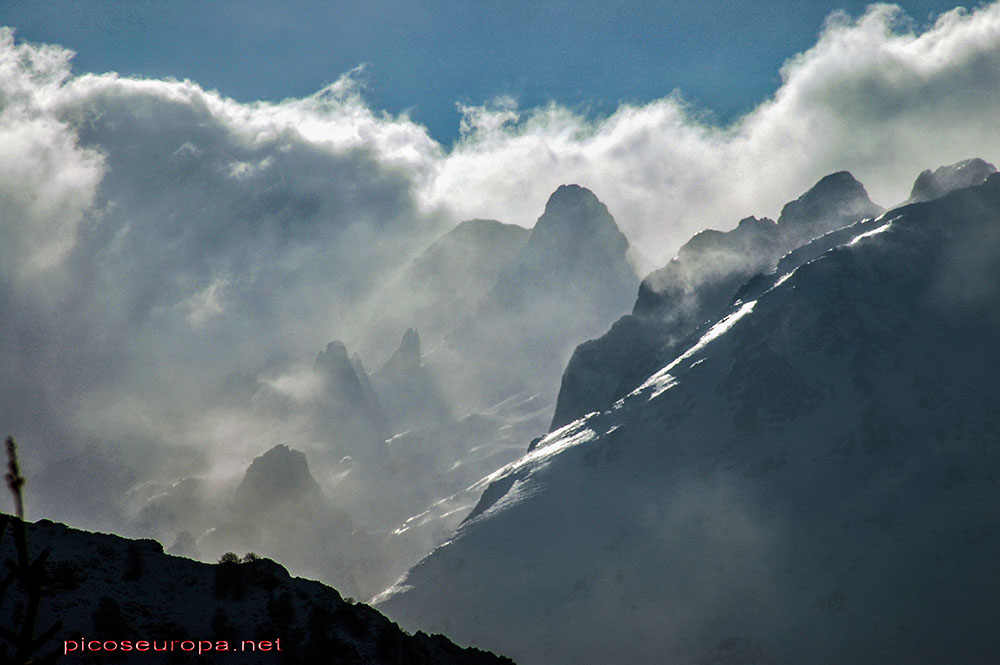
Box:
left=377, top=161, right=1000, bottom=664
left=551, top=171, right=884, bottom=429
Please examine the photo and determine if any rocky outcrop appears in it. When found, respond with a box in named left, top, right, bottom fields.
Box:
left=370, top=329, right=452, bottom=433
left=314, top=340, right=390, bottom=456
left=233, top=444, right=325, bottom=515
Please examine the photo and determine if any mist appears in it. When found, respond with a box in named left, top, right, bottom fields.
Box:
left=3, top=1, right=1000, bottom=600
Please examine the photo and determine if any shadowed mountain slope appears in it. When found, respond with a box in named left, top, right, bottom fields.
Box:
left=552, top=171, right=882, bottom=429
left=378, top=174, right=1000, bottom=665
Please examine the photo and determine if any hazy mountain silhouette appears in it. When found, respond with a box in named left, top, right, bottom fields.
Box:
left=361, top=219, right=529, bottom=360
left=440, top=185, right=639, bottom=411
left=379, top=169, right=1000, bottom=665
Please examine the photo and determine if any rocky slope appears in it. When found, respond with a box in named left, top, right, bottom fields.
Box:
left=905, top=157, right=995, bottom=203
left=370, top=329, right=452, bottom=434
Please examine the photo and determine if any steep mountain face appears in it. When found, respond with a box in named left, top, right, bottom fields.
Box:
left=443, top=185, right=639, bottom=410
left=378, top=175, right=1000, bottom=665
left=771, top=170, right=884, bottom=247
left=553, top=172, right=881, bottom=429
left=232, top=444, right=327, bottom=515
left=0, top=516, right=513, bottom=665
left=314, top=341, right=391, bottom=458
left=906, top=157, right=996, bottom=203
left=370, top=328, right=452, bottom=433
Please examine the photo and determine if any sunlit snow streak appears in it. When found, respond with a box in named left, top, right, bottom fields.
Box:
left=630, top=299, right=758, bottom=401
left=500, top=424, right=598, bottom=477
left=387, top=418, right=600, bottom=538
left=773, top=269, right=796, bottom=288
left=409, top=301, right=759, bottom=531
left=647, top=375, right=679, bottom=401
left=849, top=221, right=893, bottom=245
left=480, top=478, right=543, bottom=519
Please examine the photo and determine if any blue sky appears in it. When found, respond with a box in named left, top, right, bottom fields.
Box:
left=0, top=0, right=968, bottom=144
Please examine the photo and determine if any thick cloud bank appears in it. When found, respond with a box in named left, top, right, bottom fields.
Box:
left=1, top=1, right=1000, bottom=548
left=428, top=3, right=1000, bottom=260
left=0, top=27, right=447, bottom=522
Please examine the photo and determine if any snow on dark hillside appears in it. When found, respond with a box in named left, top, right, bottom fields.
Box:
left=0, top=516, right=514, bottom=665
left=377, top=174, right=1000, bottom=665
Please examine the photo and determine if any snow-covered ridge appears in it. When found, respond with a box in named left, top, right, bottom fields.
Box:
left=377, top=171, right=1000, bottom=665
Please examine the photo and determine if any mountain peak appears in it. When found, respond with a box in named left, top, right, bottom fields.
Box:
left=779, top=171, right=873, bottom=222
left=451, top=184, right=637, bottom=407
left=548, top=183, right=596, bottom=203
left=487, top=184, right=636, bottom=317
left=521, top=184, right=630, bottom=264
left=399, top=327, right=421, bottom=361
left=907, top=157, right=997, bottom=203
left=777, top=171, right=882, bottom=243
left=371, top=326, right=451, bottom=432
left=314, top=339, right=367, bottom=403
left=379, top=327, right=422, bottom=375
left=536, top=184, right=613, bottom=235
left=315, top=340, right=350, bottom=372
left=233, top=444, right=323, bottom=515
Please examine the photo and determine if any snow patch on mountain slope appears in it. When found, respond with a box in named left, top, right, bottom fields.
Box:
left=633, top=299, right=758, bottom=402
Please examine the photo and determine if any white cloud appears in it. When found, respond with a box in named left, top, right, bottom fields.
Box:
left=0, top=29, right=104, bottom=275
left=427, top=2, right=1000, bottom=262
left=0, top=28, right=445, bottom=491
left=2, top=1, right=1000, bottom=527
